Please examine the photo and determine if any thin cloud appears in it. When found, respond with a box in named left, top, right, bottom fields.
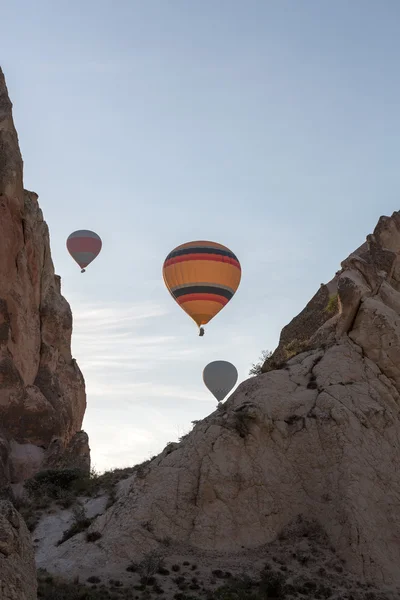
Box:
left=71, top=300, right=199, bottom=372
left=73, top=302, right=169, bottom=325
left=86, top=381, right=209, bottom=403
left=70, top=298, right=241, bottom=472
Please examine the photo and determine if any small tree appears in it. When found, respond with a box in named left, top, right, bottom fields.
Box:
left=249, top=349, right=272, bottom=376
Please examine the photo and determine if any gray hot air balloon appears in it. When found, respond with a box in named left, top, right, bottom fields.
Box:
left=203, top=360, right=238, bottom=402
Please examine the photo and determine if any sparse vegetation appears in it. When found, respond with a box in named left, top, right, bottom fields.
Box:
left=282, top=338, right=309, bottom=360
left=13, top=461, right=153, bottom=534
left=36, top=511, right=398, bottom=600
left=57, top=504, right=93, bottom=546
left=249, top=350, right=272, bottom=376
left=37, top=568, right=136, bottom=599
left=232, top=407, right=256, bottom=438
left=138, top=551, right=165, bottom=583
left=325, top=293, right=339, bottom=314
left=15, top=467, right=91, bottom=529
left=86, top=531, right=103, bottom=543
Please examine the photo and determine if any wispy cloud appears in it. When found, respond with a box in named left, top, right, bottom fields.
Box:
left=72, top=301, right=198, bottom=373
left=73, top=302, right=168, bottom=327
left=70, top=299, right=215, bottom=472
left=86, top=381, right=210, bottom=403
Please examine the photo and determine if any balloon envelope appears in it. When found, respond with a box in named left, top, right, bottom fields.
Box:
left=162, top=240, right=241, bottom=328
left=67, top=230, right=102, bottom=270
left=203, top=360, right=238, bottom=401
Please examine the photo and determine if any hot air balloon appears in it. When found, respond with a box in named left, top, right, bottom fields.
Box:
left=66, top=230, right=102, bottom=273
left=203, top=360, right=238, bottom=402
left=162, top=241, right=241, bottom=335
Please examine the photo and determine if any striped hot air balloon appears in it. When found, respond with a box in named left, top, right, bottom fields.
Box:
left=66, top=230, right=102, bottom=273
left=162, top=240, right=241, bottom=335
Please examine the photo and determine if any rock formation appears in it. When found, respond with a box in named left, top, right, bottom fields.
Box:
left=35, top=211, right=400, bottom=593
left=0, top=67, right=89, bottom=484
left=0, top=500, right=37, bottom=600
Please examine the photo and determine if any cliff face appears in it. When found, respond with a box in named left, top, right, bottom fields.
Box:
left=39, top=211, right=400, bottom=591
left=0, top=68, right=89, bottom=484
left=0, top=501, right=37, bottom=600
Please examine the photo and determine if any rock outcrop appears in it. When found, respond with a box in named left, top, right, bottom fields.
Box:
left=36, top=211, right=400, bottom=592
left=0, top=67, right=89, bottom=483
left=0, top=500, right=37, bottom=600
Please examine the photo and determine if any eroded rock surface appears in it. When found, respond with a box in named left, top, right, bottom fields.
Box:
left=0, top=67, right=89, bottom=482
left=0, top=500, right=37, bottom=600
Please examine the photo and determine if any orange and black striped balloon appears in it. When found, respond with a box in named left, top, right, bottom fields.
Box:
left=162, top=240, right=241, bottom=328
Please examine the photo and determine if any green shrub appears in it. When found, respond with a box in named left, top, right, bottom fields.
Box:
left=249, top=350, right=272, bottom=376
left=325, top=293, right=339, bottom=314
left=138, top=551, right=165, bottom=583
left=57, top=504, right=92, bottom=546
left=282, top=338, right=309, bottom=359
left=37, top=568, right=135, bottom=599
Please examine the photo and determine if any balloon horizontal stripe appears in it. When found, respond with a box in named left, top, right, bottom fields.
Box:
left=172, top=285, right=233, bottom=300
left=67, top=238, right=102, bottom=253
left=166, top=246, right=239, bottom=262
left=177, top=293, right=229, bottom=306
left=170, top=281, right=236, bottom=294
left=164, top=253, right=240, bottom=269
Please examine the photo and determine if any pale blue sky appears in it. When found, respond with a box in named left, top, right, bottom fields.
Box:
left=2, top=1, right=399, bottom=471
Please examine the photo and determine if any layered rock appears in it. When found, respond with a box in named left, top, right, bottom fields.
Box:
left=0, top=67, right=89, bottom=483
left=38, top=211, right=400, bottom=590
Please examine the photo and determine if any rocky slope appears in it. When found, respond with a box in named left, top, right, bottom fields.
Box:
left=30, top=211, right=400, bottom=597
left=0, top=66, right=89, bottom=487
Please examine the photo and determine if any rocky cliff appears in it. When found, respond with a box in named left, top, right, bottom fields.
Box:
left=33, top=211, right=400, bottom=596
left=0, top=67, right=89, bottom=486
left=0, top=500, right=37, bottom=600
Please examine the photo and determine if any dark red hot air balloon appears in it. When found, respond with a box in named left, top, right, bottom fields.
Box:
left=66, top=230, right=102, bottom=273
